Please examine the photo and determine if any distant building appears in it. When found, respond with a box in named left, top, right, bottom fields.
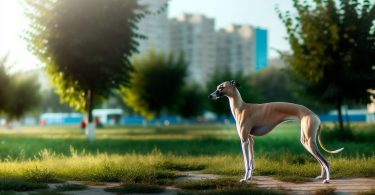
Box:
left=169, top=14, right=216, bottom=85
left=136, top=0, right=169, bottom=54
left=215, top=25, right=268, bottom=75
left=254, top=28, right=268, bottom=72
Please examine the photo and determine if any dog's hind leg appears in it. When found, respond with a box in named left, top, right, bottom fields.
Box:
left=300, top=132, right=326, bottom=181
left=303, top=136, right=330, bottom=183
left=310, top=140, right=330, bottom=183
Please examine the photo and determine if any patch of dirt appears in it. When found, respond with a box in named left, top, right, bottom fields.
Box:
left=175, top=171, right=220, bottom=183
left=24, top=173, right=374, bottom=195
left=175, top=171, right=375, bottom=195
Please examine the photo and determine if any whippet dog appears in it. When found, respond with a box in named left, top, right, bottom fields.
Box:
left=209, top=80, right=344, bottom=184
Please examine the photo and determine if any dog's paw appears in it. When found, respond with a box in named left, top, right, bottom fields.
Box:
left=315, top=176, right=323, bottom=180
left=246, top=176, right=253, bottom=181
left=322, top=179, right=330, bottom=184
left=239, top=178, right=247, bottom=183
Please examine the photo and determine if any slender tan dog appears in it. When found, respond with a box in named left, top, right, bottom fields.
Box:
left=209, top=80, right=344, bottom=184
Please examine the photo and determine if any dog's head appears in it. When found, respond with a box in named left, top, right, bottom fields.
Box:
left=208, top=80, right=240, bottom=100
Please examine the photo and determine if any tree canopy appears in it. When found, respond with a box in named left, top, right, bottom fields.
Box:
left=121, top=50, right=188, bottom=120
left=24, top=0, right=143, bottom=124
left=0, top=56, right=41, bottom=120
left=278, top=0, right=375, bottom=129
left=4, top=73, right=41, bottom=120
left=0, top=56, right=11, bottom=114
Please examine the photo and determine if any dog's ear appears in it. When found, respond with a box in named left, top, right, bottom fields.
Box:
left=230, top=80, right=240, bottom=88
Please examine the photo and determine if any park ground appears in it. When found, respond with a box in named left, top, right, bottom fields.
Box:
left=0, top=122, right=374, bottom=194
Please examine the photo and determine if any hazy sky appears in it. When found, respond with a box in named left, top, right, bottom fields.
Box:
left=0, top=0, right=295, bottom=71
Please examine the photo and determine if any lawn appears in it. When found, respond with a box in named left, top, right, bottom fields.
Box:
left=0, top=122, right=374, bottom=193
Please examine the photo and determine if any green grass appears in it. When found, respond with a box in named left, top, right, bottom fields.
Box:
left=175, top=177, right=253, bottom=190
left=0, top=180, right=48, bottom=191
left=29, top=190, right=66, bottom=195
left=314, top=187, right=336, bottom=195
left=175, top=177, right=287, bottom=195
left=0, top=123, right=373, bottom=191
left=195, top=188, right=287, bottom=195
left=357, top=189, right=375, bottom=195
left=104, top=183, right=165, bottom=194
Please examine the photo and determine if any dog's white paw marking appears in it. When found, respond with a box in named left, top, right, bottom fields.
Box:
left=240, top=178, right=247, bottom=183
left=322, top=179, right=330, bottom=184
left=315, top=176, right=324, bottom=180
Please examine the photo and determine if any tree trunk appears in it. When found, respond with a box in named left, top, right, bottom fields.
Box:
left=345, top=106, right=350, bottom=128
left=85, top=89, right=95, bottom=141
left=87, top=89, right=93, bottom=123
left=336, top=97, right=344, bottom=131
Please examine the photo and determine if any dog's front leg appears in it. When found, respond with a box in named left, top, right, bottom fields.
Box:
left=246, top=136, right=255, bottom=180
left=240, top=139, right=250, bottom=182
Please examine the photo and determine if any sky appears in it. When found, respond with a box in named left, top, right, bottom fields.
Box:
left=0, top=0, right=295, bottom=71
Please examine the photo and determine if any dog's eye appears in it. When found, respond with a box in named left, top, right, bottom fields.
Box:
left=219, top=86, right=224, bottom=91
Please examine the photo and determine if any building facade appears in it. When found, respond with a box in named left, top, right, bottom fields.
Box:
left=136, top=0, right=169, bottom=54
left=215, top=25, right=268, bottom=75
left=169, top=14, right=216, bottom=85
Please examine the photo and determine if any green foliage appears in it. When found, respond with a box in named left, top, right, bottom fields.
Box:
left=250, top=67, right=329, bottom=113
left=156, top=161, right=206, bottom=171
left=206, top=67, right=260, bottom=116
left=24, top=0, right=143, bottom=121
left=177, top=85, right=206, bottom=119
left=4, top=73, right=41, bottom=120
left=121, top=50, right=188, bottom=119
left=277, top=0, right=375, bottom=129
left=0, top=56, right=41, bottom=119
left=0, top=180, right=48, bottom=191
left=25, top=167, right=60, bottom=183
left=39, top=89, right=74, bottom=113
left=0, top=56, right=11, bottom=114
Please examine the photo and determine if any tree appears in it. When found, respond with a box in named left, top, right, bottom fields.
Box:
left=121, top=50, right=188, bottom=120
left=0, top=56, right=11, bottom=114
left=250, top=67, right=331, bottom=113
left=177, top=84, right=206, bottom=119
left=277, top=0, right=375, bottom=130
left=24, top=0, right=143, bottom=139
left=40, top=89, right=75, bottom=113
left=5, top=73, right=41, bottom=121
left=206, top=66, right=260, bottom=117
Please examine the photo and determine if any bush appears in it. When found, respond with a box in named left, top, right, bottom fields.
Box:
left=321, top=124, right=375, bottom=142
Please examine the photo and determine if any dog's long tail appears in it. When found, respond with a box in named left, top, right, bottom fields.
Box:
left=317, top=125, right=344, bottom=154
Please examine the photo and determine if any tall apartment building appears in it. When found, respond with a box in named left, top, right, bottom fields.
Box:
left=136, top=0, right=169, bottom=54
left=216, top=25, right=268, bottom=75
left=169, top=14, right=216, bottom=84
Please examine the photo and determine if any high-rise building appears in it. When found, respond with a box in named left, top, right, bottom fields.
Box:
left=215, top=25, right=268, bottom=75
left=136, top=0, right=169, bottom=54
left=254, top=28, right=268, bottom=72
left=169, top=14, right=216, bottom=85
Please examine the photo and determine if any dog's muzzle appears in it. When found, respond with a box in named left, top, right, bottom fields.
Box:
left=208, top=90, right=223, bottom=100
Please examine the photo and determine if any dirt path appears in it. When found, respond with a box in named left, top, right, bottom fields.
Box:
left=40, top=172, right=375, bottom=195
left=252, top=176, right=375, bottom=195
left=176, top=171, right=375, bottom=195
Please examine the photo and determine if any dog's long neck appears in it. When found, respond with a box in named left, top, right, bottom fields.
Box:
left=228, top=88, right=245, bottom=119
